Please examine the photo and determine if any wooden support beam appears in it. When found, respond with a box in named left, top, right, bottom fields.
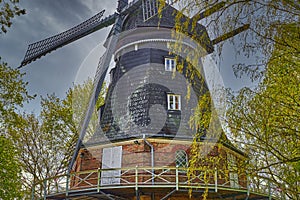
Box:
left=212, top=24, right=250, bottom=45
left=192, top=1, right=226, bottom=21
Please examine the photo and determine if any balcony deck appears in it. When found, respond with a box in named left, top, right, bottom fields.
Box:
left=31, top=167, right=277, bottom=200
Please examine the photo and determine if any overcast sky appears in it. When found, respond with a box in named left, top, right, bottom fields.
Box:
left=0, top=0, right=256, bottom=113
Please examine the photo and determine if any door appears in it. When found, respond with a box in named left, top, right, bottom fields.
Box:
left=101, top=146, right=122, bottom=185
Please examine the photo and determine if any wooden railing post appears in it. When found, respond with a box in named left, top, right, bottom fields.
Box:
left=43, top=179, right=47, bottom=200
left=247, top=175, right=250, bottom=196
left=97, top=168, right=101, bottom=192
left=66, top=174, right=70, bottom=197
left=214, top=168, right=218, bottom=192
left=176, top=166, right=179, bottom=191
left=135, top=166, right=138, bottom=191
left=135, top=166, right=139, bottom=200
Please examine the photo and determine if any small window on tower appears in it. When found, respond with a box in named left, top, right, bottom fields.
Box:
left=142, top=0, right=158, bottom=21
left=167, top=94, right=181, bottom=110
left=165, top=58, right=176, bottom=72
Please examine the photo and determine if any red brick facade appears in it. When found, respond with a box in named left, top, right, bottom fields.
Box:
left=71, top=138, right=247, bottom=190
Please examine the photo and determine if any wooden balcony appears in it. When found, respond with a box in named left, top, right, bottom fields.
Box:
left=30, top=166, right=277, bottom=200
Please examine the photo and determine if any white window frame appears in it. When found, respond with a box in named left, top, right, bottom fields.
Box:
left=167, top=94, right=181, bottom=110
left=227, top=153, right=239, bottom=188
left=165, top=57, right=176, bottom=72
left=175, top=150, right=188, bottom=172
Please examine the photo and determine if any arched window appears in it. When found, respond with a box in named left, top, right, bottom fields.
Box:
left=175, top=150, right=188, bottom=169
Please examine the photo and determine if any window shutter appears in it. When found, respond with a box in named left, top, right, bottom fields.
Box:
left=101, top=146, right=122, bottom=185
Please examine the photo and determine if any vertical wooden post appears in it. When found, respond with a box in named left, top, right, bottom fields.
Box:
left=214, top=168, right=218, bottom=192
left=97, top=168, right=101, bottom=192
left=43, top=180, right=47, bottom=200
left=135, top=166, right=139, bottom=200
left=135, top=166, right=138, bottom=191
left=31, top=182, right=35, bottom=200
left=66, top=174, right=70, bottom=197
left=176, top=166, right=179, bottom=191
left=247, top=175, right=250, bottom=196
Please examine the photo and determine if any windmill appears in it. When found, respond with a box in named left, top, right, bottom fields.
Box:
left=21, top=1, right=272, bottom=200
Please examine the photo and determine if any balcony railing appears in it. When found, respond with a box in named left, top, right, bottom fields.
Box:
left=31, top=166, right=278, bottom=199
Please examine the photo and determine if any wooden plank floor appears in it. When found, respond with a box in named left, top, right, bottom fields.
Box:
left=46, top=186, right=271, bottom=200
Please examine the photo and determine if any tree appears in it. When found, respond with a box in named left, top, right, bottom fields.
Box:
left=227, top=23, right=300, bottom=199
left=14, top=96, right=76, bottom=197
left=0, top=135, right=22, bottom=199
left=172, top=0, right=299, bottom=80
left=0, top=59, right=32, bottom=126
left=70, top=78, right=106, bottom=139
left=0, top=0, right=25, bottom=33
left=0, top=59, right=33, bottom=199
left=9, top=78, right=106, bottom=197
left=169, top=1, right=299, bottom=198
left=0, top=1, right=28, bottom=198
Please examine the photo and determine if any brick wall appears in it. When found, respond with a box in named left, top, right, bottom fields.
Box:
left=71, top=139, right=247, bottom=189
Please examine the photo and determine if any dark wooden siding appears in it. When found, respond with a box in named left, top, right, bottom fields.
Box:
left=86, top=48, right=209, bottom=145
left=122, top=5, right=213, bottom=53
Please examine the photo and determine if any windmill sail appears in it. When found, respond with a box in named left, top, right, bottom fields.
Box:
left=66, top=0, right=149, bottom=172
left=20, top=10, right=117, bottom=67
left=68, top=22, right=122, bottom=172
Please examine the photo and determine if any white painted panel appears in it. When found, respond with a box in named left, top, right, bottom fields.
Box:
left=101, top=146, right=122, bottom=185
left=229, top=172, right=239, bottom=188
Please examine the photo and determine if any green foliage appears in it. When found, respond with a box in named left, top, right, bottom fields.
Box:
left=8, top=97, right=76, bottom=197
left=8, top=78, right=106, bottom=197
left=0, top=50, right=105, bottom=199
left=0, top=59, right=33, bottom=126
left=0, top=59, right=33, bottom=198
left=0, top=135, right=22, bottom=199
left=169, top=1, right=299, bottom=198
left=0, top=0, right=25, bottom=33
left=189, top=91, right=211, bottom=131
left=0, top=1, right=28, bottom=197
left=69, top=78, right=106, bottom=139
left=173, top=0, right=299, bottom=80
left=227, top=23, right=300, bottom=199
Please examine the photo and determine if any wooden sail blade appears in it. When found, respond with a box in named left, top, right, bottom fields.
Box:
left=68, top=17, right=123, bottom=172
left=20, top=10, right=117, bottom=68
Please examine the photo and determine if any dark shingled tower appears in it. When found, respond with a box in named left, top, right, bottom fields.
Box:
left=85, top=2, right=212, bottom=145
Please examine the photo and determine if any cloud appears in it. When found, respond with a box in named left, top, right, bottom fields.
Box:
left=0, top=0, right=115, bottom=113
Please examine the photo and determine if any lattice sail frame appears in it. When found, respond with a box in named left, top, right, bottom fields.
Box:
left=20, top=10, right=118, bottom=67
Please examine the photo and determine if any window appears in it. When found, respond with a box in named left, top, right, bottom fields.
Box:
left=175, top=150, right=188, bottom=170
left=229, top=173, right=239, bottom=188
left=165, top=57, right=176, bottom=71
left=167, top=94, right=181, bottom=110
left=142, top=0, right=158, bottom=21
left=227, top=153, right=237, bottom=169
left=227, top=153, right=239, bottom=188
